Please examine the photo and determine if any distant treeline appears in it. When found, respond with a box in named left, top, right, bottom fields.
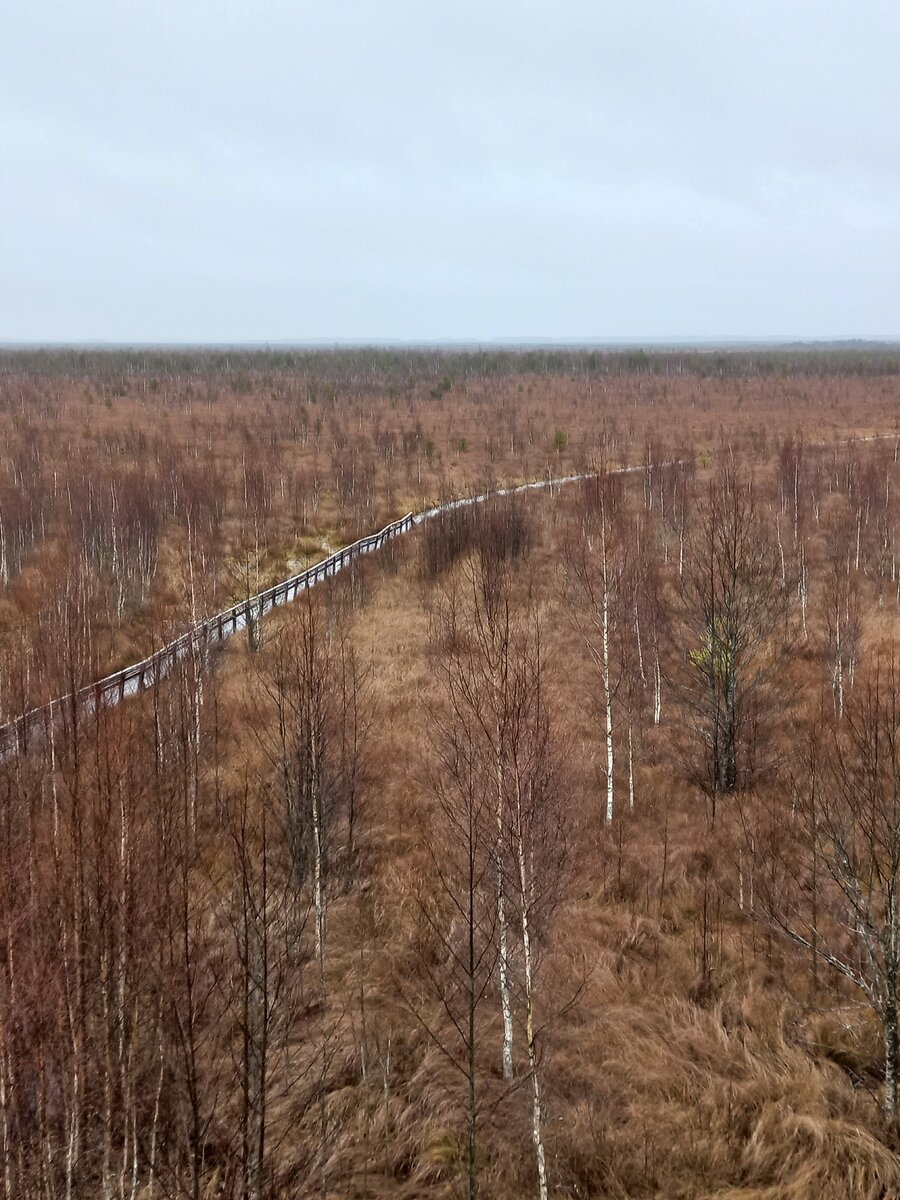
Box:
left=2, top=343, right=900, bottom=382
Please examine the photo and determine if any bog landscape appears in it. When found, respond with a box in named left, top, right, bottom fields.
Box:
left=3, top=345, right=900, bottom=1198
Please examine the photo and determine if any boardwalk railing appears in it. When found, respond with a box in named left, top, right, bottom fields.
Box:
left=3, top=434, right=888, bottom=760
left=1, top=511, right=415, bottom=757
left=0, top=467, right=626, bottom=759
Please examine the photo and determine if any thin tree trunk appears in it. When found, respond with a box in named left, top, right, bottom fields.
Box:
left=602, top=579, right=614, bottom=822
left=312, top=755, right=325, bottom=971
left=627, top=718, right=635, bottom=810
left=884, top=994, right=898, bottom=1119
left=0, top=1014, right=12, bottom=1200
left=834, top=605, right=844, bottom=718
left=148, top=1007, right=165, bottom=1196
left=496, top=739, right=514, bottom=1080
left=516, top=800, right=548, bottom=1200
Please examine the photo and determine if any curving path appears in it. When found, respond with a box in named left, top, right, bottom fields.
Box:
left=0, top=467, right=630, bottom=757
left=3, top=430, right=892, bottom=760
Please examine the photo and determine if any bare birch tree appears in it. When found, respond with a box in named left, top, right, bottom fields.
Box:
left=746, top=651, right=900, bottom=1117
left=563, top=468, right=629, bottom=822
left=672, top=463, right=788, bottom=821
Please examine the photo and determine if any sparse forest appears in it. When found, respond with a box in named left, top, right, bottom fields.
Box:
left=4, top=347, right=900, bottom=1199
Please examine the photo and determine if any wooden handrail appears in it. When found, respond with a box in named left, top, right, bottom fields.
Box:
left=0, top=469, right=621, bottom=757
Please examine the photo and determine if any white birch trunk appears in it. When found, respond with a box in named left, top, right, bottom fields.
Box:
left=0, top=511, right=7, bottom=586
left=496, top=734, right=514, bottom=1080
left=799, top=544, right=808, bottom=640
left=628, top=719, right=635, bottom=810
left=856, top=509, right=862, bottom=572
left=312, top=773, right=325, bottom=971
left=148, top=1009, right=165, bottom=1195
left=738, top=848, right=745, bottom=913
left=775, top=516, right=786, bottom=588
left=516, top=817, right=548, bottom=1199
left=834, top=605, right=844, bottom=719
left=601, top=528, right=614, bottom=823
left=0, top=1012, right=11, bottom=1200
left=634, top=602, right=646, bottom=684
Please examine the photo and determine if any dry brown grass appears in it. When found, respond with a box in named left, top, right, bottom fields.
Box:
left=175, top=466, right=900, bottom=1199
left=6, top=355, right=900, bottom=1198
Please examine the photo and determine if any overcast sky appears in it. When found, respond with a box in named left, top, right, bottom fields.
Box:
left=2, top=1, right=899, bottom=344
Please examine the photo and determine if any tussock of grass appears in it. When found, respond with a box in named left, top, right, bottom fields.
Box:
left=8, top=363, right=900, bottom=1198
left=186, top=487, right=900, bottom=1199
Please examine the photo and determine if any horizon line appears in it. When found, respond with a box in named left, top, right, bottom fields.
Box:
left=2, top=336, right=900, bottom=353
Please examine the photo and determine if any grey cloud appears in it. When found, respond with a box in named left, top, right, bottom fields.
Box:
left=2, top=0, right=899, bottom=342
